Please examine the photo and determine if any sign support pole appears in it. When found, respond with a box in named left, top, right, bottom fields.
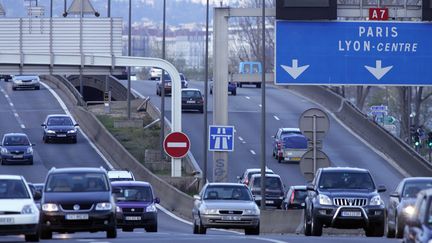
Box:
left=313, top=115, right=317, bottom=175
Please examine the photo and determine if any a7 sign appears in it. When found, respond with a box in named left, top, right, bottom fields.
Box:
left=369, top=8, right=389, bottom=21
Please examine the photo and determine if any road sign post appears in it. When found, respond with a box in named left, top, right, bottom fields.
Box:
left=164, top=132, right=191, bottom=177
left=299, top=108, right=330, bottom=180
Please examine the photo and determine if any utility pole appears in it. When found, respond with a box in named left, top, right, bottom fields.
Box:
left=160, top=0, right=166, bottom=158
left=203, top=0, right=210, bottom=185
left=260, top=0, right=266, bottom=210
left=127, top=0, right=132, bottom=119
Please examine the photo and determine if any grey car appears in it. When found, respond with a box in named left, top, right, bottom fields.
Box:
left=192, top=183, right=260, bottom=235
left=387, top=177, right=432, bottom=238
left=12, top=75, right=40, bottom=90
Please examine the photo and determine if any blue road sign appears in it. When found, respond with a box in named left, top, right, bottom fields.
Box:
left=275, top=21, right=432, bottom=85
left=209, top=125, right=234, bottom=152
left=370, top=105, right=388, bottom=111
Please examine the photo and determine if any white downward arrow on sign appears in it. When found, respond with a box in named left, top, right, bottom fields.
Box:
left=281, top=59, right=310, bottom=80
left=364, top=60, right=393, bottom=80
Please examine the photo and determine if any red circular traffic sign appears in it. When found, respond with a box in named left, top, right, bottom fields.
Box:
left=163, top=132, right=190, bottom=158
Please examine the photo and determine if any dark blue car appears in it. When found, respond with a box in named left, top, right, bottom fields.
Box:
left=210, top=81, right=237, bottom=95
left=0, top=133, right=34, bottom=165
left=112, top=181, right=160, bottom=232
left=42, top=114, right=79, bottom=143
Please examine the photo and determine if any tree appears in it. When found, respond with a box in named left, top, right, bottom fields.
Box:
left=355, top=86, right=372, bottom=111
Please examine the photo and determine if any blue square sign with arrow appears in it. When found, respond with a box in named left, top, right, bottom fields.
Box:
left=275, top=21, right=432, bottom=85
left=209, top=125, right=234, bottom=152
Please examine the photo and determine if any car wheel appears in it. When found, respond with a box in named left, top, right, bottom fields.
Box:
left=193, top=220, right=199, bottom=234
left=256, top=83, right=261, bottom=88
left=278, top=156, right=282, bottom=163
left=72, top=137, right=77, bottom=144
left=25, top=232, right=39, bottom=242
left=12, top=87, right=16, bottom=91
left=311, top=215, right=322, bottom=236
left=106, top=227, right=117, bottom=238
left=395, top=215, right=404, bottom=238
left=35, top=86, right=40, bottom=90
left=210, top=89, right=212, bottom=95
left=386, top=216, right=395, bottom=238
left=40, top=229, right=52, bottom=240
left=238, top=83, right=243, bottom=88
left=199, top=107, right=204, bottom=114
left=366, top=222, right=385, bottom=237
left=304, top=209, right=312, bottom=236
left=145, top=223, right=157, bottom=232
left=232, top=90, right=236, bottom=95
left=245, top=224, right=260, bottom=235
left=28, top=159, right=33, bottom=165
left=197, top=219, right=206, bottom=234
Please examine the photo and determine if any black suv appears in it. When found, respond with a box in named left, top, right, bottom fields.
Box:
left=39, top=167, right=117, bottom=239
left=304, top=167, right=386, bottom=237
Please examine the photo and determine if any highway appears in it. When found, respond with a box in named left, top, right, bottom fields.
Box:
left=0, top=79, right=401, bottom=242
left=127, top=80, right=404, bottom=197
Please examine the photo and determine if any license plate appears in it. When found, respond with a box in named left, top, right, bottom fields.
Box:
left=57, top=134, right=67, bottom=137
left=125, top=216, right=141, bottom=221
left=186, top=100, right=196, bottom=104
left=0, top=217, right=14, bottom=224
left=291, top=157, right=301, bottom=161
left=221, top=216, right=241, bottom=221
left=13, top=155, right=23, bottom=158
left=265, top=200, right=274, bottom=204
left=341, top=211, right=361, bottom=217
left=65, top=214, right=89, bottom=220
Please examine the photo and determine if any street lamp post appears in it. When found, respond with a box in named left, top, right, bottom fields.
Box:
left=160, top=0, right=166, bottom=158
left=260, top=0, right=266, bottom=210
left=203, top=0, right=210, bottom=185
left=127, top=0, right=132, bottom=119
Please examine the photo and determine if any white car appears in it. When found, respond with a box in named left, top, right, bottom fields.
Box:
left=0, top=175, right=40, bottom=241
left=12, top=75, right=40, bottom=90
left=107, top=170, right=135, bottom=182
left=149, top=67, right=162, bottom=80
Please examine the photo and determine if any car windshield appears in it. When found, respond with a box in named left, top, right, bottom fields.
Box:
left=0, top=179, right=30, bottom=199
left=14, top=75, right=38, bottom=80
left=47, top=117, right=73, bottom=126
left=3, top=135, right=30, bottom=146
left=113, top=186, right=153, bottom=202
left=402, top=181, right=432, bottom=198
left=281, top=134, right=308, bottom=149
left=252, top=177, right=283, bottom=190
left=247, top=171, right=274, bottom=182
left=319, top=172, right=375, bottom=190
left=203, top=185, right=252, bottom=201
left=183, top=91, right=201, bottom=98
left=294, top=190, right=308, bottom=200
left=45, top=172, right=109, bottom=192
left=281, top=130, right=302, bottom=136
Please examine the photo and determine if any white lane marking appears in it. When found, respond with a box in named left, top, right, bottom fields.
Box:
left=238, top=136, right=244, bottom=141
left=273, top=115, right=280, bottom=121
left=258, top=104, right=262, bottom=107
left=250, top=150, right=256, bottom=155
left=1, top=88, right=25, bottom=129
left=288, top=89, right=410, bottom=177
left=20, top=124, right=25, bottom=129
left=39, top=81, right=114, bottom=170
left=251, top=237, right=290, bottom=243
left=14, top=113, right=19, bottom=117
left=167, top=142, right=187, bottom=148
left=9, top=102, right=13, bottom=106
left=4, top=94, right=8, bottom=98
left=245, top=96, right=251, bottom=100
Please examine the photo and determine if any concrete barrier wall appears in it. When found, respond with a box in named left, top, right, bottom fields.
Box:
left=288, top=85, right=432, bottom=176
left=260, top=210, right=303, bottom=233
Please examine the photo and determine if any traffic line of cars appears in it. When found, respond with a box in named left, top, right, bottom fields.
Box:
left=0, top=114, right=79, bottom=165
left=0, top=168, right=159, bottom=242
left=2, top=74, right=41, bottom=90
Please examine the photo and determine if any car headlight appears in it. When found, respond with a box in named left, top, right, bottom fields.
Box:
left=370, top=195, right=382, bottom=206
left=21, top=204, right=36, bottom=214
left=42, top=203, right=58, bottom=212
left=67, top=129, right=77, bottom=134
left=26, top=147, right=33, bottom=154
left=116, top=206, right=122, bottom=213
left=96, top=202, right=112, bottom=211
left=243, top=208, right=260, bottom=216
left=318, top=194, right=332, bottom=205
left=46, top=130, right=56, bottom=134
left=202, top=208, right=218, bottom=215
left=146, top=204, right=157, bottom=213
left=0, top=147, right=8, bottom=154
left=403, top=205, right=415, bottom=216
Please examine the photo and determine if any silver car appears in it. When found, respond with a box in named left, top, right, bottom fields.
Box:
left=192, top=183, right=260, bottom=235
left=12, top=75, right=40, bottom=90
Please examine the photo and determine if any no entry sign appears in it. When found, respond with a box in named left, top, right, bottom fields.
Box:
left=163, top=132, right=190, bottom=158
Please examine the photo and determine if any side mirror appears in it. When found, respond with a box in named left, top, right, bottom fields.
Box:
left=74, top=123, right=79, bottom=127
left=377, top=185, right=387, bottom=193
left=112, top=187, right=121, bottom=194
left=154, top=197, right=160, bottom=204
left=390, top=192, right=400, bottom=198
left=306, top=183, right=314, bottom=191
left=193, top=195, right=201, bottom=201
left=33, top=191, right=42, bottom=201
left=31, top=143, right=35, bottom=147
left=41, top=124, right=46, bottom=127
left=236, top=176, right=241, bottom=180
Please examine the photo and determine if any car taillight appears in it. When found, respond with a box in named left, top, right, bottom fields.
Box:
left=277, top=142, right=281, bottom=150
left=290, top=190, right=295, bottom=204
left=244, top=179, right=248, bottom=185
